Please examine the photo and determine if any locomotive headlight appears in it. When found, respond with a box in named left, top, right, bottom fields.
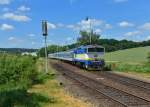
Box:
left=85, top=54, right=89, bottom=59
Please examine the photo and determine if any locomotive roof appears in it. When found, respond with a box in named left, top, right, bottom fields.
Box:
left=49, top=45, right=104, bottom=54
left=68, top=45, right=104, bottom=52
left=78, top=45, right=104, bottom=49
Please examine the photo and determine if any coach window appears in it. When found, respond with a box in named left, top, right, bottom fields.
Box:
left=88, top=48, right=104, bottom=52
left=96, top=48, right=104, bottom=52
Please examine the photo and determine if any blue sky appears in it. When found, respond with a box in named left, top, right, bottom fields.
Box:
left=0, top=0, right=150, bottom=48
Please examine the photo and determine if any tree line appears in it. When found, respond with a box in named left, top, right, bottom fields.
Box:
left=0, top=48, right=37, bottom=54
left=38, top=30, right=150, bottom=57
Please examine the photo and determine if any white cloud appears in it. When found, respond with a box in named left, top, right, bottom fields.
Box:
left=78, top=19, right=103, bottom=30
left=105, top=24, right=112, bottom=29
left=139, top=23, right=150, bottom=30
left=2, top=12, right=31, bottom=22
left=28, top=34, right=35, bottom=37
left=57, top=23, right=64, bottom=27
left=17, top=5, right=30, bottom=11
left=69, top=0, right=77, bottom=5
left=90, top=19, right=103, bottom=26
left=65, top=24, right=80, bottom=31
left=8, top=36, right=15, bottom=41
left=118, top=21, right=134, bottom=27
left=114, top=0, right=128, bottom=3
left=2, top=7, right=10, bottom=12
left=78, top=20, right=90, bottom=30
left=48, top=39, right=52, bottom=42
left=95, top=29, right=102, bottom=33
left=79, top=19, right=102, bottom=27
left=0, top=0, right=11, bottom=5
left=8, top=36, right=23, bottom=44
left=66, top=37, right=72, bottom=41
left=31, top=41, right=36, bottom=45
left=56, top=19, right=112, bottom=33
left=146, top=36, right=150, bottom=40
left=124, top=31, right=141, bottom=36
left=41, top=19, right=111, bottom=33
left=48, top=22, right=56, bottom=29
left=66, top=25, right=75, bottom=29
left=0, top=23, right=14, bottom=31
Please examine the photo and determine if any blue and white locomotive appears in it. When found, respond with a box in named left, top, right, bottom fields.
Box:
left=48, top=45, right=105, bottom=70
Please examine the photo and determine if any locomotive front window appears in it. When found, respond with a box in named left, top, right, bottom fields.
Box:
left=88, top=48, right=104, bottom=52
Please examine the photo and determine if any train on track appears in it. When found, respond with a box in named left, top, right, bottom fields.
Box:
left=48, top=45, right=105, bottom=70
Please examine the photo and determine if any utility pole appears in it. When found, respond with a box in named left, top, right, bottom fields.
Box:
left=42, top=20, right=48, bottom=74
left=86, top=17, right=92, bottom=45
left=89, top=19, right=92, bottom=45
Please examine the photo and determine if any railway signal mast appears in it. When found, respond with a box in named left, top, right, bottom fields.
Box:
left=42, top=20, right=48, bottom=74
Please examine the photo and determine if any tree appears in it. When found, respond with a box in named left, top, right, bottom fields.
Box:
left=77, top=30, right=100, bottom=45
left=38, top=45, right=58, bottom=57
left=38, top=38, right=150, bottom=56
left=38, top=45, right=68, bottom=57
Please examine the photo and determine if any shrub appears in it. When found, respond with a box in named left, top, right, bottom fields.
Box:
left=0, top=54, right=38, bottom=91
left=0, top=54, right=52, bottom=107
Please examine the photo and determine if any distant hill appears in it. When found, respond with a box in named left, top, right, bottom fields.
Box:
left=105, top=46, right=150, bottom=63
left=0, top=48, right=38, bottom=53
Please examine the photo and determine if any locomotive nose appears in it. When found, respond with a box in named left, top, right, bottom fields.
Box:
left=94, top=54, right=98, bottom=57
left=93, top=54, right=99, bottom=61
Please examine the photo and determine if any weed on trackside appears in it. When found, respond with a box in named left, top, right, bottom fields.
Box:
left=29, top=59, right=91, bottom=107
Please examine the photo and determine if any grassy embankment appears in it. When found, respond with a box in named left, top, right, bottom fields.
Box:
left=105, top=46, right=150, bottom=76
left=0, top=54, right=91, bottom=107
left=0, top=54, right=48, bottom=107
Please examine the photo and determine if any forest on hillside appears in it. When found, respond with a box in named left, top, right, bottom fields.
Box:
left=1, top=31, right=150, bottom=56
left=38, top=31, right=150, bottom=57
left=0, top=48, right=37, bottom=54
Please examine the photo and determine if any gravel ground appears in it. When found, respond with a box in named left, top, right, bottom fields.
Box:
left=57, top=72, right=116, bottom=107
left=55, top=60, right=150, bottom=101
left=55, top=68, right=124, bottom=107
left=113, top=72, right=150, bottom=83
left=50, top=60, right=150, bottom=107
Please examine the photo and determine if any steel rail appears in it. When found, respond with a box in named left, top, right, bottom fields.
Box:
left=100, top=72, right=150, bottom=91
left=53, top=63, right=150, bottom=107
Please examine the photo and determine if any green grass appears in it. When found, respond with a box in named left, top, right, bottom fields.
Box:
left=104, top=46, right=150, bottom=74
left=0, top=54, right=52, bottom=107
left=29, top=59, right=91, bottom=107
left=105, top=46, right=150, bottom=64
left=111, top=63, right=150, bottom=73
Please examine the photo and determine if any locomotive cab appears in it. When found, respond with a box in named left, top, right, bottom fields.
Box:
left=87, top=47, right=105, bottom=61
left=85, top=46, right=105, bottom=70
left=73, top=45, right=105, bottom=70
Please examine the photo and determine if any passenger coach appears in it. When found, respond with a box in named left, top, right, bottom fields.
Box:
left=48, top=45, right=105, bottom=70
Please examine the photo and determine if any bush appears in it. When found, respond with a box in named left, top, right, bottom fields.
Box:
left=0, top=54, right=52, bottom=107
left=0, top=54, right=38, bottom=91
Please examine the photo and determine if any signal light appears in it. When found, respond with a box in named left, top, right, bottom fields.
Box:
left=42, top=20, right=48, bottom=36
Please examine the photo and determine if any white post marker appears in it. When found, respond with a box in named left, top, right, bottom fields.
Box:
left=42, top=20, right=48, bottom=74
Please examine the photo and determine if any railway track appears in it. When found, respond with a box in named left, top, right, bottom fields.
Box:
left=94, top=72, right=150, bottom=91
left=51, top=61, right=150, bottom=107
